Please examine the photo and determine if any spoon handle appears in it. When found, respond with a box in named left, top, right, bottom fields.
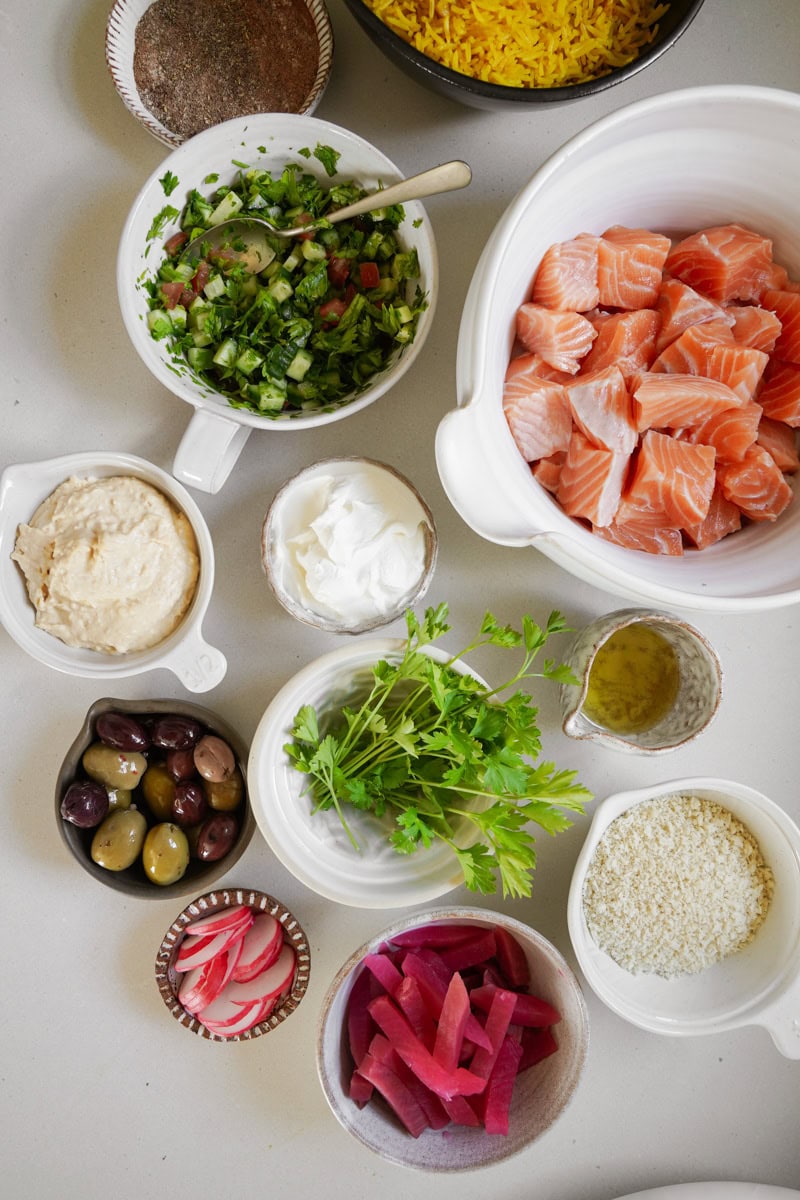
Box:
left=327, top=159, right=472, bottom=224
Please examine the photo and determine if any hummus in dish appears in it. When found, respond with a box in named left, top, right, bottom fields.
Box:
left=12, top=475, right=200, bottom=654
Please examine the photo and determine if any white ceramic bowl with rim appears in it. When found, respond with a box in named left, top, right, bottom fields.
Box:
left=117, top=113, right=439, bottom=494
left=436, top=85, right=800, bottom=613
left=0, top=451, right=225, bottom=691
left=105, top=0, right=334, bottom=149
left=316, top=907, right=589, bottom=1171
left=567, top=777, right=800, bottom=1058
left=247, top=639, right=486, bottom=907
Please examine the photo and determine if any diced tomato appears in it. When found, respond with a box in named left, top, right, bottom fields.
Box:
left=192, top=260, right=211, bottom=294
left=319, top=297, right=346, bottom=326
left=163, top=230, right=189, bottom=256
left=359, top=261, right=381, bottom=290
left=160, top=280, right=186, bottom=310
left=344, top=283, right=357, bottom=307
left=179, top=286, right=195, bottom=307
left=327, top=255, right=351, bottom=289
left=295, top=212, right=316, bottom=240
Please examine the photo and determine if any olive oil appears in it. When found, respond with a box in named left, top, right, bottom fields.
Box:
left=582, top=623, right=680, bottom=735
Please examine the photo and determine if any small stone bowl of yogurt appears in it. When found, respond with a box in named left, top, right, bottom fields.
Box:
left=567, top=776, right=800, bottom=1058
left=261, top=457, right=438, bottom=635
left=0, top=451, right=226, bottom=692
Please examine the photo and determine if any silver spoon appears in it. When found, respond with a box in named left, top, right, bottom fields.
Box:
left=180, top=159, right=472, bottom=272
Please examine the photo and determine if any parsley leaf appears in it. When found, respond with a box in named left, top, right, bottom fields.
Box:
left=160, top=170, right=179, bottom=196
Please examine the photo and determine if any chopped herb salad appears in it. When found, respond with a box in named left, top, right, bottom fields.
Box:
left=143, top=147, right=428, bottom=417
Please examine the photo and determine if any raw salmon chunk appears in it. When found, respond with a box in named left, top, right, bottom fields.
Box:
left=665, top=224, right=775, bottom=304
left=532, top=234, right=599, bottom=311
left=596, top=226, right=671, bottom=310
left=634, top=372, right=743, bottom=432
left=627, top=429, right=715, bottom=528
left=503, top=370, right=572, bottom=463
left=677, top=401, right=761, bottom=464
left=515, top=303, right=596, bottom=374
left=531, top=452, right=566, bottom=493
left=717, top=444, right=793, bottom=521
left=757, top=360, right=800, bottom=426
left=761, top=289, right=800, bottom=364
left=728, top=304, right=782, bottom=352
left=756, top=416, right=800, bottom=472
left=655, top=278, right=733, bottom=353
left=704, top=342, right=769, bottom=403
left=579, top=309, right=661, bottom=377
left=507, top=350, right=574, bottom=384
left=564, top=364, right=638, bottom=454
left=684, top=483, right=742, bottom=549
left=650, top=318, right=734, bottom=375
left=595, top=519, right=684, bottom=555
left=556, top=430, right=629, bottom=527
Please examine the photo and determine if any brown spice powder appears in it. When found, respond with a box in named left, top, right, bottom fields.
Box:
left=133, top=0, right=320, bottom=141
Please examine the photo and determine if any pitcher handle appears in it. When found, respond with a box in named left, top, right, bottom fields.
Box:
left=173, top=409, right=252, bottom=495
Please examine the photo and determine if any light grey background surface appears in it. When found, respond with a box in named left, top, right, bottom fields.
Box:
left=1, top=1, right=799, bottom=1196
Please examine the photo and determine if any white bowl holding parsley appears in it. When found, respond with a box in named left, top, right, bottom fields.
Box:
left=117, top=113, right=438, bottom=494
left=247, top=605, right=589, bottom=908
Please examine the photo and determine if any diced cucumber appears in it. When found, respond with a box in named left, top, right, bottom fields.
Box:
left=286, top=347, right=313, bottom=381
left=282, top=246, right=303, bottom=272
left=213, top=337, right=238, bottom=368
left=247, top=379, right=287, bottom=411
left=208, top=190, right=243, bottom=226
left=268, top=276, right=294, bottom=303
left=362, top=230, right=384, bottom=259
left=191, top=329, right=213, bottom=348
left=146, top=309, right=173, bottom=339
left=395, top=304, right=414, bottom=324
left=187, top=346, right=214, bottom=370
left=203, top=273, right=226, bottom=300
left=168, top=305, right=187, bottom=331
left=301, top=240, right=327, bottom=262
left=235, top=347, right=264, bottom=375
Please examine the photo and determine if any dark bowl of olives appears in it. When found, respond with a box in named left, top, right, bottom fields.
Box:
left=56, top=697, right=255, bottom=899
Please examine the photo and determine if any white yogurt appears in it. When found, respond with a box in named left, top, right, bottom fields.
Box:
left=266, top=459, right=433, bottom=629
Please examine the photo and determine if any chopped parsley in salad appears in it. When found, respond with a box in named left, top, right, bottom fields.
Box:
left=144, top=148, right=427, bottom=417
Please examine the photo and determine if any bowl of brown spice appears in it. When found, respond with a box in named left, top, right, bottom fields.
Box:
left=106, top=0, right=334, bottom=147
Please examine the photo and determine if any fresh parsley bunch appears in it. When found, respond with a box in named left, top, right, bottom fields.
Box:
left=285, top=604, right=591, bottom=898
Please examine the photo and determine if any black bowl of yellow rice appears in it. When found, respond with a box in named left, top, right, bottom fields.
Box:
left=342, top=0, right=705, bottom=111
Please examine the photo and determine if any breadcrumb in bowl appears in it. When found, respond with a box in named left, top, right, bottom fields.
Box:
left=567, top=776, right=800, bottom=1058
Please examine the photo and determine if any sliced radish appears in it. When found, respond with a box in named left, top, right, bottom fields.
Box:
left=222, top=943, right=296, bottom=1008
left=230, top=913, right=283, bottom=983
left=174, top=912, right=253, bottom=974
left=179, top=950, right=230, bottom=1014
left=174, top=931, right=217, bottom=972
left=202, top=998, right=271, bottom=1037
left=184, top=904, right=252, bottom=939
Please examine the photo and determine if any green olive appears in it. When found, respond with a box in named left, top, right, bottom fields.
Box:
left=91, top=808, right=147, bottom=872
left=106, top=786, right=132, bottom=811
left=203, top=766, right=244, bottom=813
left=141, top=762, right=177, bottom=821
left=82, top=743, right=146, bottom=791
left=142, top=822, right=190, bottom=886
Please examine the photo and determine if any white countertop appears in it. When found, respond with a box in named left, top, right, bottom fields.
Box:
left=2, top=1, right=799, bottom=1196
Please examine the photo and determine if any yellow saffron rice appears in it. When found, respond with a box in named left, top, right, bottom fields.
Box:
left=362, top=0, right=672, bottom=88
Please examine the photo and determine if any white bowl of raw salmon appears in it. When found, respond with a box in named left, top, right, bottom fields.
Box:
left=436, top=85, right=800, bottom=613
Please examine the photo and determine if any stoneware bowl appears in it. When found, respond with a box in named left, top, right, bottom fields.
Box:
left=261, top=456, right=438, bottom=635
left=316, top=907, right=589, bottom=1170
left=247, top=640, right=488, bottom=908
left=567, top=777, right=800, bottom=1058
left=436, top=85, right=800, bottom=612
left=155, top=887, right=311, bottom=1041
left=0, top=451, right=225, bottom=690
left=117, top=113, right=439, bottom=494
left=559, top=608, right=723, bottom=754
left=343, top=0, right=703, bottom=110
left=55, top=697, right=254, bottom=899
left=105, top=0, right=334, bottom=147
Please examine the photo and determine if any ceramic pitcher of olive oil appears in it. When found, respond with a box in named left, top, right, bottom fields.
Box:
left=560, top=608, right=723, bottom=755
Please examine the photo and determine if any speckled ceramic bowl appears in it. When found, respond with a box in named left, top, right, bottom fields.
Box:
left=261, top=456, right=438, bottom=635
left=106, top=0, right=334, bottom=147
left=155, top=888, right=311, bottom=1041
left=568, top=777, right=800, bottom=1059
left=559, top=608, right=722, bottom=754
left=56, top=697, right=254, bottom=899
left=316, top=907, right=589, bottom=1170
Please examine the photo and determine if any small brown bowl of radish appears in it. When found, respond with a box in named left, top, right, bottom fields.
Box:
left=316, top=907, right=589, bottom=1171
left=155, top=888, right=311, bottom=1041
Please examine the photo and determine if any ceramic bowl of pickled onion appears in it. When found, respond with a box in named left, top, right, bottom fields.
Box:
left=436, top=85, right=800, bottom=613
left=343, top=0, right=703, bottom=111
left=316, top=907, right=589, bottom=1170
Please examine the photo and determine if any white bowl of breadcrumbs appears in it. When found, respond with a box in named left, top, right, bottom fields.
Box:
left=567, top=776, right=800, bottom=1059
